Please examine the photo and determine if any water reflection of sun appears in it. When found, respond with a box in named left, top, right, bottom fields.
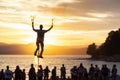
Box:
left=34, top=56, right=43, bottom=65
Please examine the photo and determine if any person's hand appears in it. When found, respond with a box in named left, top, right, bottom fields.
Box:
left=31, top=16, right=34, bottom=22
left=52, top=19, right=53, bottom=26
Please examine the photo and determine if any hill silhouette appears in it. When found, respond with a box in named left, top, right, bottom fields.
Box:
left=87, top=28, right=120, bottom=61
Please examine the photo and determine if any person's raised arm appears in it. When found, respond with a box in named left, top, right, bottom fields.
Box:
left=46, top=19, right=53, bottom=32
left=31, top=17, right=37, bottom=31
left=46, top=25, right=53, bottom=32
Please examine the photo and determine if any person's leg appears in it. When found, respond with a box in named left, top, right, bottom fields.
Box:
left=37, top=41, right=44, bottom=58
left=39, top=42, right=44, bottom=57
left=34, top=41, right=39, bottom=56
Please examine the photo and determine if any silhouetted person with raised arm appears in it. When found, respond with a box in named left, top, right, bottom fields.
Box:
left=31, top=17, right=53, bottom=58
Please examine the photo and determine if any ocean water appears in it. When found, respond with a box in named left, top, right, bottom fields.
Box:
left=0, top=55, right=120, bottom=78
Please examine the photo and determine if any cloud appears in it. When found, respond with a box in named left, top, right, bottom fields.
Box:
left=1, top=0, right=120, bottom=28
left=35, top=0, right=120, bottom=30
left=48, top=30, right=110, bottom=46
left=36, top=0, right=120, bottom=16
left=84, top=0, right=120, bottom=12
left=87, top=12, right=113, bottom=18
left=0, top=0, right=120, bottom=46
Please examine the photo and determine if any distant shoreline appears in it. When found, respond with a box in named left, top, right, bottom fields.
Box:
left=89, top=55, right=120, bottom=62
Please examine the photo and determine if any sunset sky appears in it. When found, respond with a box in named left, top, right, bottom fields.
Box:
left=0, top=0, right=120, bottom=54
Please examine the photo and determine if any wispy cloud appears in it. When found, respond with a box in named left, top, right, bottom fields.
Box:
left=0, top=0, right=120, bottom=46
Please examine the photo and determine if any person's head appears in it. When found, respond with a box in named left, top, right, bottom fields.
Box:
left=16, top=65, right=20, bottom=69
left=39, top=24, right=43, bottom=30
left=62, top=64, right=64, bottom=67
left=31, top=64, right=34, bottom=68
left=91, top=64, right=93, bottom=67
left=6, top=66, right=9, bottom=70
left=74, top=66, right=77, bottom=69
left=95, top=65, right=98, bottom=68
left=46, top=66, right=48, bottom=69
left=54, top=66, right=56, bottom=69
left=104, top=64, right=107, bottom=68
left=1, top=69, right=4, bottom=72
left=113, top=64, right=116, bottom=68
left=23, top=69, right=25, bottom=72
left=39, top=65, right=42, bottom=69
left=80, top=63, right=83, bottom=67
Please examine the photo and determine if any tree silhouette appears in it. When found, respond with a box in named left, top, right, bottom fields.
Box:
left=87, top=28, right=120, bottom=60
left=87, top=43, right=97, bottom=56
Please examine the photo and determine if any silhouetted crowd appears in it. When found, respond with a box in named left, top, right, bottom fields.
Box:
left=0, top=63, right=118, bottom=80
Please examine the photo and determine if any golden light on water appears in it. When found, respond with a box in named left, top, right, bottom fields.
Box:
left=34, top=56, right=43, bottom=65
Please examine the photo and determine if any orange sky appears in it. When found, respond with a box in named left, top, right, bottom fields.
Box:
left=0, top=0, right=120, bottom=54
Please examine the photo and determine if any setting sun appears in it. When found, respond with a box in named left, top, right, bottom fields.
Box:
left=0, top=1, right=120, bottom=79
left=25, top=35, right=59, bottom=45
left=0, top=0, right=120, bottom=55
left=44, top=37, right=58, bottom=45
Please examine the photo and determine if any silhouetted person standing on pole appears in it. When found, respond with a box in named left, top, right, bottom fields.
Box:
left=31, top=17, right=53, bottom=58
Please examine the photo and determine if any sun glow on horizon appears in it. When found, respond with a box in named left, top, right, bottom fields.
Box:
left=44, top=37, right=59, bottom=45
left=0, top=0, right=120, bottom=51
left=25, top=36, right=59, bottom=45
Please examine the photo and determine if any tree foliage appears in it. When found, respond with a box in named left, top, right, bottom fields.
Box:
left=87, top=43, right=97, bottom=55
left=87, top=28, right=120, bottom=57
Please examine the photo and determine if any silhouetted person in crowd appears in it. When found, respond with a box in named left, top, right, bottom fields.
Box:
left=89, top=64, right=94, bottom=80
left=1, top=63, right=120, bottom=80
left=78, top=63, right=84, bottom=80
left=67, top=76, right=71, bottom=80
left=4, top=66, right=13, bottom=80
left=83, top=68, right=88, bottom=80
left=101, top=64, right=110, bottom=80
left=28, top=64, right=36, bottom=80
left=14, top=65, right=22, bottom=80
left=31, top=17, right=53, bottom=58
left=71, top=66, right=77, bottom=80
left=44, top=66, right=50, bottom=80
left=21, top=69, right=26, bottom=80
left=51, top=66, right=56, bottom=80
left=111, top=64, right=117, bottom=80
left=94, top=65, right=100, bottom=80
left=0, top=69, right=5, bottom=80
left=56, top=76, right=60, bottom=80
left=60, top=64, right=66, bottom=79
left=37, top=65, right=43, bottom=80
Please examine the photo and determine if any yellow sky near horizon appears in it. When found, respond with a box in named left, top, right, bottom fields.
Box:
left=0, top=0, right=120, bottom=48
